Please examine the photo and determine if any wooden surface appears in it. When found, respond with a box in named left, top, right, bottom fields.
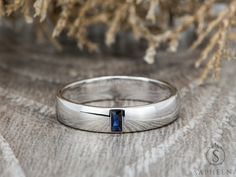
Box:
left=0, top=28, right=236, bottom=177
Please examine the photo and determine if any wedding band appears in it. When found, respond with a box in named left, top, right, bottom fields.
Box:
left=56, top=76, right=180, bottom=133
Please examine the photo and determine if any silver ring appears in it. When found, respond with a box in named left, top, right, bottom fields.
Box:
left=56, top=76, right=180, bottom=133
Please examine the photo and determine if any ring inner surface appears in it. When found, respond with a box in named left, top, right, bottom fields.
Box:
left=62, top=78, right=172, bottom=108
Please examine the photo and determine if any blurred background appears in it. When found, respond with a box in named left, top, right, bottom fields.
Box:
left=0, top=1, right=236, bottom=177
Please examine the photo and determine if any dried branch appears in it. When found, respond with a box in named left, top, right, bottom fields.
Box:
left=1, top=0, right=236, bottom=83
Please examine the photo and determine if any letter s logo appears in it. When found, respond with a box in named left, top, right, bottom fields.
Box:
left=206, top=144, right=225, bottom=165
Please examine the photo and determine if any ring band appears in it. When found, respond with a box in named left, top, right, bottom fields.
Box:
left=56, top=76, right=180, bottom=133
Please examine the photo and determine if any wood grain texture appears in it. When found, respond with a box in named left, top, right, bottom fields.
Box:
left=0, top=134, right=25, bottom=177
left=0, top=28, right=236, bottom=177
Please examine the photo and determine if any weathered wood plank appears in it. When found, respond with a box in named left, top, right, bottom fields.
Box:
left=0, top=28, right=236, bottom=177
left=0, top=134, right=25, bottom=177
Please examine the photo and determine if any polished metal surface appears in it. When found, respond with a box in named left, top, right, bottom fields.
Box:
left=56, top=76, right=180, bottom=133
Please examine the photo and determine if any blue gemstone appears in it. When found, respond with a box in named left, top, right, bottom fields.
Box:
left=110, top=110, right=124, bottom=132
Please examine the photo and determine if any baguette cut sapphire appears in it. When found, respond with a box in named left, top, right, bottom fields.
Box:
left=110, top=109, right=125, bottom=132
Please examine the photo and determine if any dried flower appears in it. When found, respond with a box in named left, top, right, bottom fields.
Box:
left=1, top=0, right=236, bottom=84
